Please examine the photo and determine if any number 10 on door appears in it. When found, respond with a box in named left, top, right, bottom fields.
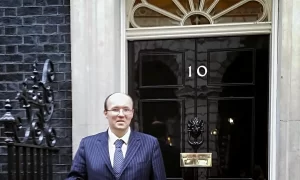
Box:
left=188, top=65, right=208, bottom=77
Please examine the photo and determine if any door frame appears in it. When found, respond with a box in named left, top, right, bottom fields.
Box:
left=120, top=1, right=279, bottom=180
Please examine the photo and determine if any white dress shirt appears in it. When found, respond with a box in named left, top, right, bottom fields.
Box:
left=108, top=128, right=131, bottom=167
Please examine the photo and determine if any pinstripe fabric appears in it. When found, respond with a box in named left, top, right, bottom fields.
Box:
left=66, top=130, right=167, bottom=180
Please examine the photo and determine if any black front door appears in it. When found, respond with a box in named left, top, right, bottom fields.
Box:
left=128, top=35, right=269, bottom=180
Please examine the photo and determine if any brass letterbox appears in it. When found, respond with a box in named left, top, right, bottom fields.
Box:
left=180, top=153, right=212, bottom=167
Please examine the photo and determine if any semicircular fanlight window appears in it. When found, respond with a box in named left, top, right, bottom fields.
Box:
left=128, top=0, right=270, bottom=28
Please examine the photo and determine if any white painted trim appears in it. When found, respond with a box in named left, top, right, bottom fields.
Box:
left=126, top=22, right=271, bottom=40
left=121, top=0, right=127, bottom=93
left=269, top=0, right=279, bottom=180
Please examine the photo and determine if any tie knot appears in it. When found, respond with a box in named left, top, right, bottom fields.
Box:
left=114, top=139, right=124, bottom=148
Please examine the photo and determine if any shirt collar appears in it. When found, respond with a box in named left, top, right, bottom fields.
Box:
left=108, top=128, right=131, bottom=145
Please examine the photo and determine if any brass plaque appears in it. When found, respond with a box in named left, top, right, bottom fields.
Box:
left=180, top=153, right=212, bottom=167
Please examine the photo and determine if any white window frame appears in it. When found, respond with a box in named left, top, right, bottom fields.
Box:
left=120, top=1, right=279, bottom=180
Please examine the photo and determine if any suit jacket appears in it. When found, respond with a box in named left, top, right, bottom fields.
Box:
left=66, top=130, right=167, bottom=180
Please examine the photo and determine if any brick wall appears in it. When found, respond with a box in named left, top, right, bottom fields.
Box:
left=0, top=0, right=71, bottom=179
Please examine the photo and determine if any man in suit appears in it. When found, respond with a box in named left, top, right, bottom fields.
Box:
left=66, top=92, right=166, bottom=180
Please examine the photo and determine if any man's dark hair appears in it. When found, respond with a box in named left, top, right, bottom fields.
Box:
left=104, top=92, right=134, bottom=111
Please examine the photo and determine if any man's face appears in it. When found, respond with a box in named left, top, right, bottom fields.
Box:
left=104, top=93, right=134, bottom=131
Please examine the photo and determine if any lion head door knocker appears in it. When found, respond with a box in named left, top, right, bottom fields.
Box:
left=187, top=117, right=205, bottom=152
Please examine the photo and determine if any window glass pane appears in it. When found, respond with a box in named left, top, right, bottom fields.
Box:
left=214, top=1, right=266, bottom=23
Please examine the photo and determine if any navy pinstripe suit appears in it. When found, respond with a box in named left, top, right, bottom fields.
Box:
left=66, top=130, right=166, bottom=180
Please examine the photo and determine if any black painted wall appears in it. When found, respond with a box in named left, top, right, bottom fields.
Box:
left=0, top=0, right=71, bottom=179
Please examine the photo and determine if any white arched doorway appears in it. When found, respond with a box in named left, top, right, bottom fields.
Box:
left=122, top=1, right=278, bottom=180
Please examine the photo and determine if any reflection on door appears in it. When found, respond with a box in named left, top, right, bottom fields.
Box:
left=128, top=36, right=269, bottom=180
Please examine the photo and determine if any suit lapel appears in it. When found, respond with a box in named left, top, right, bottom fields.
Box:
left=96, top=131, right=115, bottom=176
left=119, top=131, right=141, bottom=176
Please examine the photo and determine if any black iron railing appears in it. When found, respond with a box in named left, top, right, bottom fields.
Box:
left=0, top=60, right=58, bottom=180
